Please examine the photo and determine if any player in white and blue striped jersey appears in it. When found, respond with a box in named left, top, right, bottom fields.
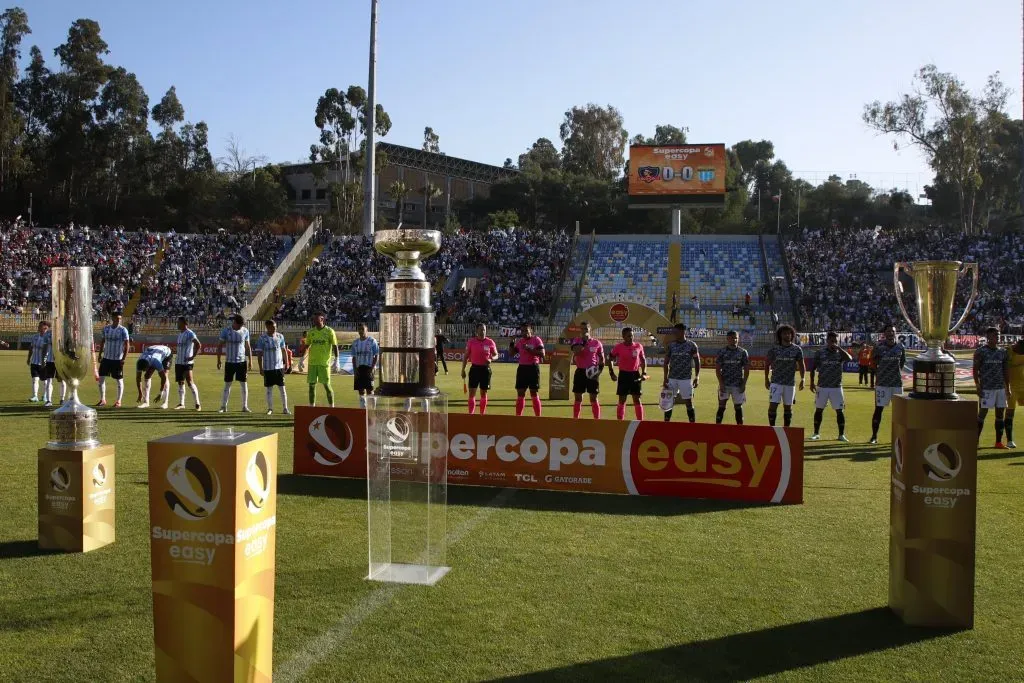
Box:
left=135, top=345, right=173, bottom=408
left=25, top=320, right=50, bottom=403
left=256, top=320, right=291, bottom=415
left=350, top=323, right=379, bottom=408
left=41, top=328, right=68, bottom=406
left=174, top=317, right=202, bottom=411
left=95, top=312, right=130, bottom=407
left=216, top=314, right=253, bottom=412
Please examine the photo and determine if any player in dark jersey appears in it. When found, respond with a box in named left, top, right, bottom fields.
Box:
left=662, top=324, right=700, bottom=422
left=764, top=325, right=805, bottom=427
left=715, top=330, right=750, bottom=425
left=809, top=331, right=853, bottom=441
left=869, top=325, right=906, bottom=444
left=974, top=327, right=1010, bottom=448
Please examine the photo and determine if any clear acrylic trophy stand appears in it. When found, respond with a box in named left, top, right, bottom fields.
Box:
left=366, top=394, right=449, bottom=585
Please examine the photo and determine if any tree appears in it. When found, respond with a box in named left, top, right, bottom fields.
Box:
left=559, top=103, right=627, bottom=180
left=517, top=137, right=560, bottom=174
left=218, top=134, right=267, bottom=179
left=388, top=179, right=408, bottom=223
left=420, top=181, right=441, bottom=228
left=0, top=7, right=30, bottom=190
left=863, top=65, right=1009, bottom=234
left=487, top=209, right=518, bottom=229
left=631, top=124, right=688, bottom=146
left=732, top=139, right=775, bottom=190
left=422, top=126, right=440, bottom=153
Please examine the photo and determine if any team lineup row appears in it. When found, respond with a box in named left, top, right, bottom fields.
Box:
left=22, top=311, right=1024, bottom=447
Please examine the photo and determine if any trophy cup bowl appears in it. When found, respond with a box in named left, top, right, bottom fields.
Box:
left=48, top=267, right=99, bottom=449
left=893, top=260, right=979, bottom=399
left=373, top=227, right=442, bottom=397
left=374, top=228, right=442, bottom=282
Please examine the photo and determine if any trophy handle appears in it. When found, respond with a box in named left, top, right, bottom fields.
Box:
left=893, top=262, right=922, bottom=337
left=948, top=262, right=980, bottom=334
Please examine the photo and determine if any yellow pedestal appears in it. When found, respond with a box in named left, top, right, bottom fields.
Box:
left=889, top=396, right=977, bottom=629
left=38, top=445, right=115, bottom=553
left=147, top=430, right=278, bottom=683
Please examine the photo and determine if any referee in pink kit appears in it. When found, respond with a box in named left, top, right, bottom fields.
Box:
left=461, top=323, right=499, bottom=414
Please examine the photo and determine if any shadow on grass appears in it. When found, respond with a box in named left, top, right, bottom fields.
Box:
left=277, top=474, right=765, bottom=516
left=488, top=607, right=956, bottom=682
left=0, top=539, right=61, bottom=560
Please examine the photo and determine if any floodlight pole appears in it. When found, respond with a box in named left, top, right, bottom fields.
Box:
left=362, top=0, right=379, bottom=237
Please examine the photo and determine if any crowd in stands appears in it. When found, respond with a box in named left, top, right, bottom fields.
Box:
left=786, top=226, right=1024, bottom=333
left=134, top=230, right=284, bottom=321
left=280, top=228, right=571, bottom=325
left=0, top=220, right=156, bottom=316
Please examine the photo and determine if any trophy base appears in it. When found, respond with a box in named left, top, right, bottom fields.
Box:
left=909, top=359, right=957, bottom=400
left=48, top=399, right=100, bottom=450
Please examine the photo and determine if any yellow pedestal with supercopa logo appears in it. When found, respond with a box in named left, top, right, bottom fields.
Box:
left=148, top=429, right=278, bottom=683
left=889, top=396, right=977, bottom=629
left=38, top=445, right=116, bottom=552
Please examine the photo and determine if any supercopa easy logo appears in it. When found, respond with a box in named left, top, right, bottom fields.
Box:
left=922, top=443, right=961, bottom=482
left=50, top=466, right=70, bottom=492
left=637, top=166, right=660, bottom=183
left=244, top=451, right=271, bottom=514
left=387, top=415, right=410, bottom=444
left=893, top=437, right=904, bottom=475
left=164, top=456, right=221, bottom=521
left=92, top=463, right=106, bottom=487
left=552, top=370, right=566, bottom=387
left=309, top=414, right=354, bottom=466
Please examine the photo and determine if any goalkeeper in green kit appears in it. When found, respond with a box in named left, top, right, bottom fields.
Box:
left=305, top=312, right=340, bottom=406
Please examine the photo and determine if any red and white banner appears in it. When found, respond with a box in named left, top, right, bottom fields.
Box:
left=293, top=407, right=803, bottom=504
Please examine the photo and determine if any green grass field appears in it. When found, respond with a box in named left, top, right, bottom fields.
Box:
left=0, top=350, right=1021, bottom=682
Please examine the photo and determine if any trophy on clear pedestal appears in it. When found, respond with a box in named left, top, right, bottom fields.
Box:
left=366, top=228, right=449, bottom=585
left=38, top=267, right=116, bottom=552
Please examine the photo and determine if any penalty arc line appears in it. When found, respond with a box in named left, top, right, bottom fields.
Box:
left=275, top=487, right=517, bottom=683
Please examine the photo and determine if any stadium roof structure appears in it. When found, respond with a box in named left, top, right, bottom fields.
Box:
left=280, top=144, right=519, bottom=185
left=377, top=143, right=519, bottom=184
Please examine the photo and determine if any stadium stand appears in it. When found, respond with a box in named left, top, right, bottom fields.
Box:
left=786, top=226, right=1024, bottom=333
left=0, top=222, right=157, bottom=317
left=278, top=229, right=571, bottom=326
left=578, top=238, right=669, bottom=307
left=133, top=231, right=287, bottom=321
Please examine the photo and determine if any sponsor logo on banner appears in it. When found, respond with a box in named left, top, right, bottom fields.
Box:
left=609, top=303, right=629, bottom=322
left=308, top=413, right=355, bottom=466
left=292, top=407, right=803, bottom=503
left=164, top=456, right=221, bottom=521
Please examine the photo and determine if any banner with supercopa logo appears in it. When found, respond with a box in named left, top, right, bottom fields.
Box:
left=147, top=430, right=278, bottom=683
left=294, top=407, right=803, bottom=504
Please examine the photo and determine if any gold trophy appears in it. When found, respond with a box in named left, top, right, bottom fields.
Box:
left=38, top=266, right=115, bottom=552
left=889, top=260, right=979, bottom=629
left=893, top=261, right=978, bottom=399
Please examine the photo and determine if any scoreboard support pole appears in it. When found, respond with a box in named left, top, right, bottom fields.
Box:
left=671, top=207, right=681, bottom=235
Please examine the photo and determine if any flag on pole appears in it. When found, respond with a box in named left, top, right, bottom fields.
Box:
left=771, top=192, right=781, bottom=202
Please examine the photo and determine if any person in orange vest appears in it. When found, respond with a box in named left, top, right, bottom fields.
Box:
left=858, top=342, right=874, bottom=388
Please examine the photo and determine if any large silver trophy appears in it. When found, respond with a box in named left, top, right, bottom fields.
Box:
left=894, top=260, right=979, bottom=399
left=48, top=267, right=100, bottom=448
left=365, top=228, right=449, bottom=585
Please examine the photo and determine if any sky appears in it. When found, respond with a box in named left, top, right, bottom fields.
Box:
left=17, top=0, right=1024, bottom=197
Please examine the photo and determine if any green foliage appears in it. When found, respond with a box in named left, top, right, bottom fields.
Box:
left=422, top=126, right=440, bottom=153
left=486, top=209, right=518, bottom=229
left=0, top=9, right=289, bottom=230
left=863, top=64, right=1014, bottom=234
